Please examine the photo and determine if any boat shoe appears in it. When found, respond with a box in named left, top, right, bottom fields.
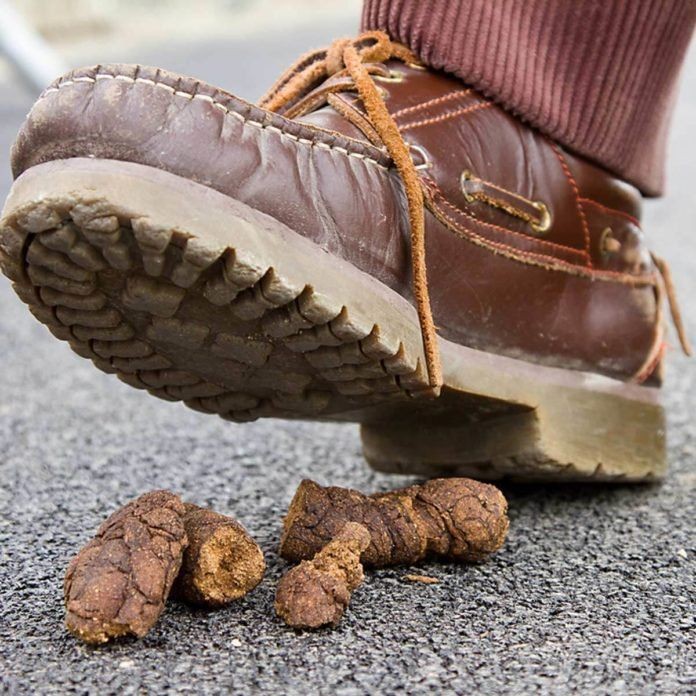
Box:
left=1, top=32, right=689, bottom=480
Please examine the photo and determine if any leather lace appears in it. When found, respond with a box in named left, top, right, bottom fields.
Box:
left=652, top=253, right=692, bottom=357
left=259, top=31, right=443, bottom=397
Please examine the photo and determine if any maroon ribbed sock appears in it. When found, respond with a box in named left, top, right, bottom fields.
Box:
left=362, top=0, right=695, bottom=195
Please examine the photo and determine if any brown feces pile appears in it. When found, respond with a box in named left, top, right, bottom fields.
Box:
left=63, top=476, right=508, bottom=643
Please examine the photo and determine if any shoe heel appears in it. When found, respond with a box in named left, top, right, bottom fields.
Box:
left=361, top=380, right=666, bottom=481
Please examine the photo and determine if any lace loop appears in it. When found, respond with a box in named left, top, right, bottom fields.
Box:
left=651, top=253, right=692, bottom=356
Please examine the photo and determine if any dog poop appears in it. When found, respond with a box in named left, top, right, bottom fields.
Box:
left=173, top=504, right=266, bottom=607
left=275, top=522, right=370, bottom=629
left=279, top=477, right=509, bottom=567
left=64, top=490, right=188, bottom=645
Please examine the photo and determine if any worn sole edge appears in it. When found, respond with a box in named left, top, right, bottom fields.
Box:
left=0, top=158, right=665, bottom=481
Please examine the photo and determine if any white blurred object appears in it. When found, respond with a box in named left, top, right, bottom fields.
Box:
left=0, top=0, right=68, bottom=92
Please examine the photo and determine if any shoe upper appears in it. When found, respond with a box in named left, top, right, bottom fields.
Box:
left=10, top=37, right=667, bottom=383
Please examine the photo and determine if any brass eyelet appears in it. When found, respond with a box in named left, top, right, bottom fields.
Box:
left=374, top=69, right=405, bottom=83
left=600, top=227, right=622, bottom=256
left=460, top=169, right=552, bottom=235
left=529, top=201, right=551, bottom=235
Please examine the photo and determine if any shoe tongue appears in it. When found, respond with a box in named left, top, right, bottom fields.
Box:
left=296, top=105, right=370, bottom=144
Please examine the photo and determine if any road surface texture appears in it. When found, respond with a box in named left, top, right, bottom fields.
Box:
left=1, top=13, right=694, bottom=696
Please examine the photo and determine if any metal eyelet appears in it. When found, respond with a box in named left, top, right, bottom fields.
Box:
left=460, top=169, right=552, bottom=235
left=460, top=170, right=476, bottom=202
left=409, top=144, right=432, bottom=170
left=529, top=201, right=551, bottom=235
left=600, top=227, right=622, bottom=256
left=374, top=69, right=405, bottom=83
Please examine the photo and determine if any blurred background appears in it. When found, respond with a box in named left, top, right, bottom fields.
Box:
left=0, top=0, right=362, bottom=93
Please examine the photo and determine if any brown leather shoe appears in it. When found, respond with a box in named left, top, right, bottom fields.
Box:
left=0, top=32, right=687, bottom=480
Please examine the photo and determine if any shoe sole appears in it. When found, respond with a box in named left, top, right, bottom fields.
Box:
left=0, top=158, right=665, bottom=481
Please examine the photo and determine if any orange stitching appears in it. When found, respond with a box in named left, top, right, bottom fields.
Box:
left=400, top=102, right=492, bottom=132
left=391, top=89, right=472, bottom=119
left=425, top=179, right=589, bottom=261
left=433, top=202, right=656, bottom=285
left=428, top=191, right=656, bottom=286
left=434, top=198, right=590, bottom=271
left=551, top=144, right=592, bottom=265
left=578, top=197, right=641, bottom=228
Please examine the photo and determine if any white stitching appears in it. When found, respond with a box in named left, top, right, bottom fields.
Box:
left=39, top=73, right=391, bottom=172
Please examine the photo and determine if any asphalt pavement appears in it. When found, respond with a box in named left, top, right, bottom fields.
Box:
left=0, top=17, right=694, bottom=696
